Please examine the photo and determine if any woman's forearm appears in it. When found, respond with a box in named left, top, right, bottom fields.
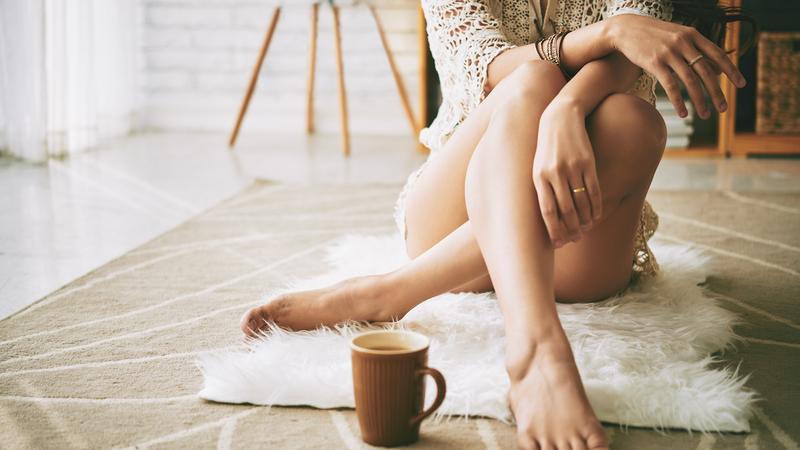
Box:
left=486, top=19, right=615, bottom=92
left=549, top=51, right=642, bottom=115
left=489, top=12, right=746, bottom=120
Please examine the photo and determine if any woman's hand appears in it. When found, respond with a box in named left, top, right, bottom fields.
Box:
left=605, top=13, right=746, bottom=119
left=533, top=98, right=602, bottom=248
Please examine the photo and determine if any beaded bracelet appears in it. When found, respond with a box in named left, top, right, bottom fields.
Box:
left=534, top=31, right=572, bottom=80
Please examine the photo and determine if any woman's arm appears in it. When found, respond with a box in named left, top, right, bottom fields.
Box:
left=486, top=20, right=614, bottom=92
left=553, top=51, right=642, bottom=113
left=488, top=10, right=746, bottom=121
left=490, top=0, right=670, bottom=86
left=532, top=52, right=646, bottom=246
left=420, top=0, right=520, bottom=110
left=420, top=0, right=633, bottom=107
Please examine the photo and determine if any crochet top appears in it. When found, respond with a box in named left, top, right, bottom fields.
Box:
left=418, top=0, right=672, bottom=278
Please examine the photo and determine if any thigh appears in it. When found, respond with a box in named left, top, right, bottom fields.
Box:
left=553, top=93, right=666, bottom=301
left=404, top=61, right=566, bottom=258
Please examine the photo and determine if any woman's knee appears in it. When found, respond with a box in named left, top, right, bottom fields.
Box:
left=491, top=61, right=567, bottom=113
left=595, top=94, right=667, bottom=161
left=589, top=93, right=667, bottom=178
left=485, top=63, right=567, bottom=143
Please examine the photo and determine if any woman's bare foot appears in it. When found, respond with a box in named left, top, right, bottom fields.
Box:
left=507, top=338, right=609, bottom=450
left=240, top=274, right=397, bottom=337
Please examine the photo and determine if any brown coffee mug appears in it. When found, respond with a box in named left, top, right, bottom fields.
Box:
left=350, top=330, right=446, bottom=447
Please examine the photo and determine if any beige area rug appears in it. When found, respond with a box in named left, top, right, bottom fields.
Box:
left=0, top=180, right=798, bottom=449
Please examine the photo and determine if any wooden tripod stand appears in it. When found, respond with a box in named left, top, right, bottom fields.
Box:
left=227, top=2, right=420, bottom=156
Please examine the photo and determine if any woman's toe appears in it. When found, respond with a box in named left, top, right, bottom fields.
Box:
left=240, top=307, right=262, bottom=336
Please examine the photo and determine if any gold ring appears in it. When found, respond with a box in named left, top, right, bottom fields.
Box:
left=571, top=187, right=587, bottom=193
left=687, top=54, right=704, bottom=67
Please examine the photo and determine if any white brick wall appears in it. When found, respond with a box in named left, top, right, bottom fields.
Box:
left=140, top=0, right=422, bottom=136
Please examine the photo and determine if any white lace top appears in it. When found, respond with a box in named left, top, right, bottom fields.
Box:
left=418, top=0, right=672, bottom=278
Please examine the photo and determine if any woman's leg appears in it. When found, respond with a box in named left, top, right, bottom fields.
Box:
left=241, top=61, right=665, bottom=335
left=240, top=61, right=560, bottom=334
left=408, top=62, right=663, bottom=449
left=411, top=91, right=666, bottom=301
left=458, top=64, right=664, bottom=450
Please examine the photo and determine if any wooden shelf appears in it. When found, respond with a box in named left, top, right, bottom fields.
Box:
left=664, top=146, right=727, bottom=158
left=414, top=0, right=798, bottom=157
left=731, top=133, right=800, bottom=154
left=716, top=0, right=800, bottom=157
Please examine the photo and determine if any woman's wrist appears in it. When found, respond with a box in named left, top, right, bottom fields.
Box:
left=544, top=95, right=590, bottom=118
left=558, top=18, right=617, bottom=75
left=548, top=50, right=643, bottom=118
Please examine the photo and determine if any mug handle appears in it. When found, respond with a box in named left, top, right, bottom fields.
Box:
left=409, top=367, right=447, bottom=426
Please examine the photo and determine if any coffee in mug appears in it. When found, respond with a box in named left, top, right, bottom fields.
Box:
left=350, top=330, right=446, bottom=447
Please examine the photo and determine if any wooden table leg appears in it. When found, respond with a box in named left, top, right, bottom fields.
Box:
left=331, top=4, right=351, bottom=156
left=306, top=3, right=319, bottom=134
left=369, top=4, right=418, bottom=136
left=228, top=6, right=281, bottom=149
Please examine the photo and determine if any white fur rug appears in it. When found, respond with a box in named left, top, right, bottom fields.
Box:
left=197, top=232, right=756, bottom=433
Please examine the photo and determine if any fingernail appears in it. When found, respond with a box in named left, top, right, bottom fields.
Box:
left=719, top=101, right=727, bottom=112
left=553, top=239, right=563, bottom=247
left=581, top=224, right=591, bottom=231
left=737, top=75, right=746, bottom=87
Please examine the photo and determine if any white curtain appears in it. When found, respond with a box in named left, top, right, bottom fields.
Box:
left=0, top=0, right=140, bottom=162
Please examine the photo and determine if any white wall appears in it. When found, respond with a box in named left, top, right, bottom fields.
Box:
left=139, top=0, right=421, bottom=136
left=0, top=103, right=5, bottom=150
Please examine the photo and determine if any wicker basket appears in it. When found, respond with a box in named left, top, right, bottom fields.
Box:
left=756, top=32, right=800, bottom=134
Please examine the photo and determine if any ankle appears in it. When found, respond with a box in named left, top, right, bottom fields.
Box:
left=374, top=271, right=411, bottom=321
left=348, top=273, right=401, bottom=321
left=505, top=334, right=574, bottom=382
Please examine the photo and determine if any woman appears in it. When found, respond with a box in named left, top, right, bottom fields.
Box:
left=242, top=1, right=753, bottom=448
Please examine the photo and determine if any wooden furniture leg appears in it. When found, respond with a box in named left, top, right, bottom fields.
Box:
left=228, top=6, right=281, bottom=148
left=717, top=0, right=740, bottom=157
left=369, top=4, right=418, bottom=136
left=306, top=3, right=319, bottom=134
left=331, top=4, right=351, bottom=156
left=416, top=5, right=429, bottom=154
